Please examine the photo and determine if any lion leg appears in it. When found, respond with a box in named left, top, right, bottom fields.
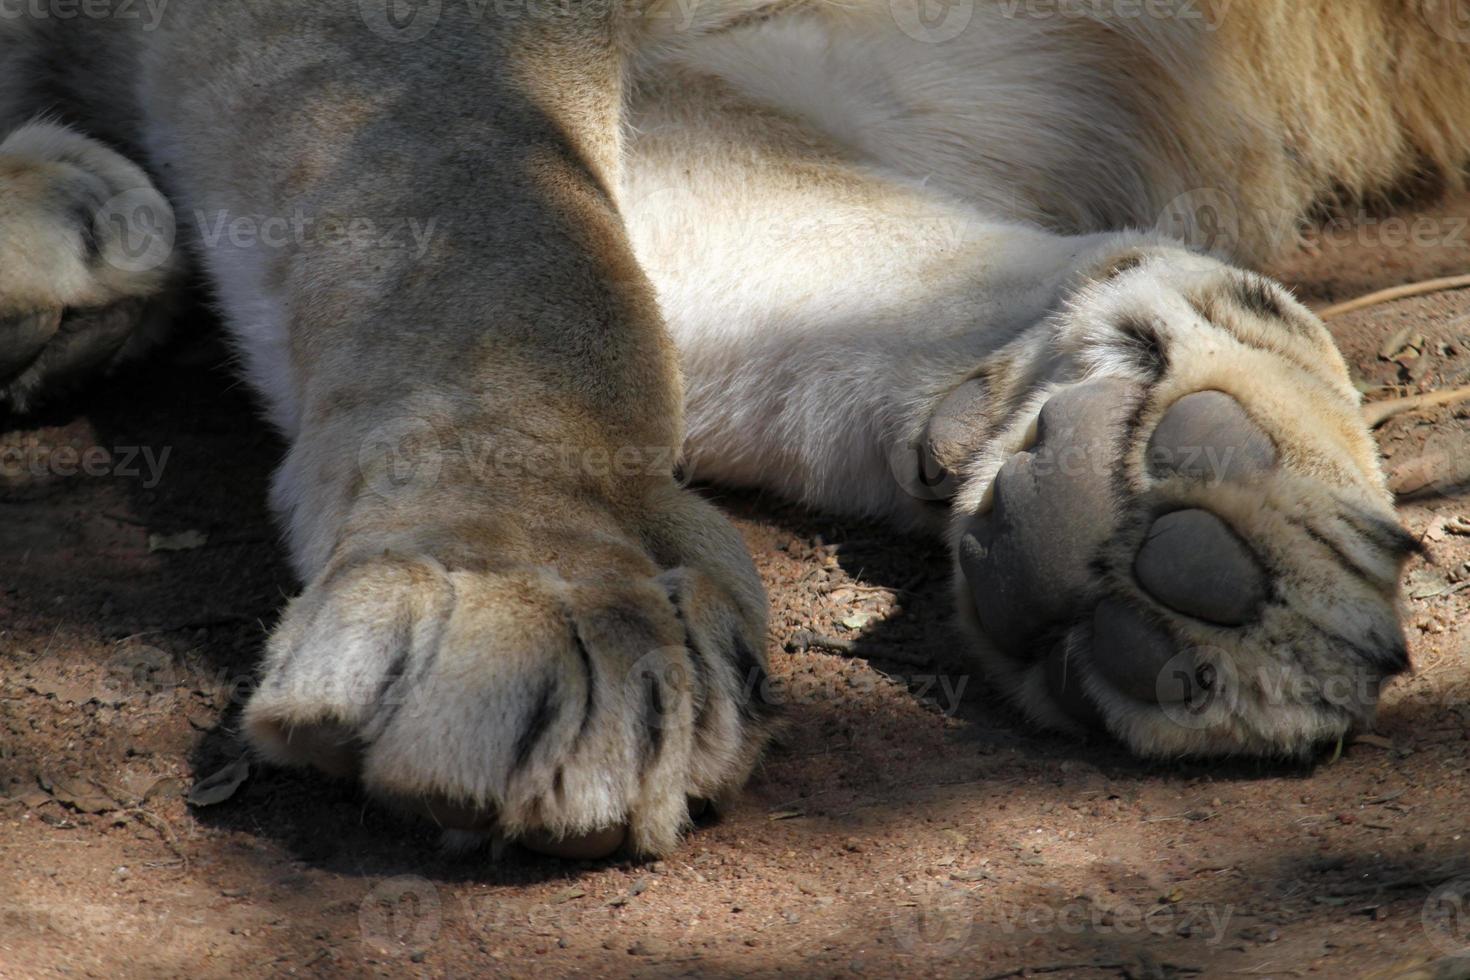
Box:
left=137, top=4, right=775, bottom=857
left=627, top=94, right=1415, bottom=759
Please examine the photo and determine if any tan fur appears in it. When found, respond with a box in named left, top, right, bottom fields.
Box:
left=1124, top=0, right=1470, bottom=261
left=0, top=1, right=1463, bottom=853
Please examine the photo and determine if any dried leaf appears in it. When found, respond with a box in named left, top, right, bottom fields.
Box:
left=148, top=530, right=208, bottom=553
left=549, top=887, right=585, bottom=905
left=1379, top=325, right=1416, bottom=360
left=143, top=777, right=188, bottom=802
left=25, top=677, right=97, bottom=706
left=187, top=756, right=249, bottom=807
left=47, top=775, right=116, bottom=814
left=1407, top=567, right=1451, bottom=600
left=1353, top=734, right=1396, bottom=751
left=949, top=868, right=992, bottom=883
left=13, top=789, right=52, bottom=809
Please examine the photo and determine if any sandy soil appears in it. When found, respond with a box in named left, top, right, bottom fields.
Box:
left=3, top=194, right=1470, bottom=980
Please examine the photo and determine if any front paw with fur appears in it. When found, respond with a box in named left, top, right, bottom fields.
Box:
left=946, top=252, right=1417, bottom=758
left=242, top=493, right=778, bottom=858
left=0, top=122, right=178, bottom=411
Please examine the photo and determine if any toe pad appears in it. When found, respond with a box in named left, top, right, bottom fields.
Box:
left=1148, top=390, right=1276, bottom=482
left=1134, top=509, right=1266, bottom=626
left=958, top=379, right=1143, bottom=657
left=1091, top=601, right=1187, bottom=704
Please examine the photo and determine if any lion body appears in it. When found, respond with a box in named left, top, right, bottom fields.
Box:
left=0, top=0, right=1460, bottom=854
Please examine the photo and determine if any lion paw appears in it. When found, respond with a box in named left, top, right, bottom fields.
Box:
left=243, top=501, right=777, bottom=858
left=949, top=252, right=1417, bottom=758
left=0, top=122, right=178, bottom=411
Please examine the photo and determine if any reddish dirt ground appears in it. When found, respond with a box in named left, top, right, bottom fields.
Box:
left=3, top=195, right=1470, bottom=980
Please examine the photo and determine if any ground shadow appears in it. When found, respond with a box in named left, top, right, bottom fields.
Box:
left=0, top=312, right=1450, bottom=894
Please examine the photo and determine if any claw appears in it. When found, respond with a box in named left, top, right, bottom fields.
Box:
left=919, top=377, right=990, bottom=496
left=0, top=308, right=61, bottom=379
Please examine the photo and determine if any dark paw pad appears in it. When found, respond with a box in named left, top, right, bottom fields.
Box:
left=1133, top=509, right=1266, bottom=626
left=1147, top=390, right=1276, bottom=482
left=957, top=378, right=1142, bottom=658
left=1089, top=600, right=1186, bottom=704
